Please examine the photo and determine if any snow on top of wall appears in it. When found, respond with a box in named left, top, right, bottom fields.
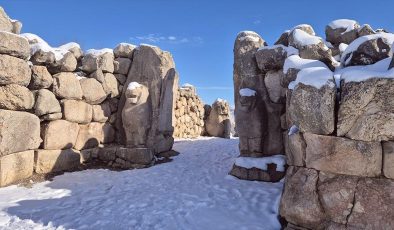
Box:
left=328, top=19, right=358, bottom=33
left=234, top=155, right=287, bottom=172
left=58, top=42, right=81, bottom=50
left=237, top=31, right=261, bottom=42
left=290, top=24, right=315, bottom=35
left=86, top=48, right=113, bottom=56
left=215, top=98, right=226, bottom=103
left=283, top=55, right=328, bottom=73
left=341, top=33, right=394, bottom=65
left=127, top=82, right=142, bottom=90
left=182, top=83, right=194, bottom=88
left=288, top=67, right=334, bottom=89
left=239, top=88, right=256, bottom=97
left=337, top=57, right=394, bottom=82
left=257, top=44, right=299, bottom=56
left=292, top=29, right=327, bottom=49
left=21, top=33, right=73, bottom=61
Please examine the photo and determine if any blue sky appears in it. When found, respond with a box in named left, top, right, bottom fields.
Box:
left=2, top=0, right=394, bottom=106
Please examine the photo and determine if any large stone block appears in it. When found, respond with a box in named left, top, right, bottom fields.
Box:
left=0, top=150, right=34, bottom=187
left=34, top=89, right=61, bottom=117
left=114, top=57, right=132, bottom=75
left=285, top=132, right=306, bottom=167
left=79, top=78, right=107, bottom=104
left=52, top=72, right=83, bottom=100
left=29, top=65, right=53, bottom=90
left=279, top=167, right=325, bottom=229
left=92, top=103, right=111, bottom=122
left=41, top=120, right=80, bottom=150
left=383, top=141, right=394, bottom=179
left=74, top=122, right=104, bottom=150
left=116, top=147, right=154, bottom=165
left=81, top=49, right=114, bottom=73
left=0, top=84, right=35, bottom=110
left=61, top=99, right=92, bottom=124
left=113, top=43, right=135, bottom=58
left=0, top=110, right=41, bottom=156
left=304, top=133, right=382, bottom=177
left=0, top=54, right=31, bottom=86
left=34, top=149, right=80, bottom=174
left=0, top=32, right=30, bottom=60
left=338, top=78, right=394, bottom=142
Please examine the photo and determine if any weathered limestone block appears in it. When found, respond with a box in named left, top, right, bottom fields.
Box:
left=317, top=172, right=359, bottom=224
left=358, top=24, right=376, bottom=37
left=41, top=112, right=62, bottom=121
left=338, top=78, right=394, bottom=141
left=263, top=102, right=285, bottom=155
left=61, top=99, right=92, bottom=124
left=29, top=65, right=53, bottom=90
left=285, top=132, right=306, bottom=167
left=97, top=146, right=118, bottom=162
left=34, top=149, right=80, bottom=174
left=59, top=42, right=83, bottom=60
left=347, top=178, right=394, bottom=229
left=0, top=54, right=31, bottom=86
left=116, top=147, right=154, bottom=165
left=383, top=141, right=394, bottom=179
left=0, top=110, right=41, bottom=156
left=325, top=19, right=360, bottom=45
left=102, top=73, right=119, bottom=98
left=52, top=72, right=83, bottom=100
left=81, top=49, right=114, bottom=73
left=114, top=74, right=126, bottom=85
left=304, top=133, right=382, bottom=177
left=255, top=45, right=291, bottom=72
left=79, top=78, right=107, bottom=104
left=114, top=57, right=132, bottom=75
left=289, top=83, right=336, bottom=135
left=34, top=89, right=61, bottom=116
left=0, top=84, right=34, bottom=110
left=264, top=70, right=286, bottom=103
left=47, top=51, right=77, bottom=74
left=0, top=32, right=30, bottom=59
left=279, top=167, right=325, bottom=229
left=89, top=69, right=105, bottom=83
left=114, top=43, right=136, bottom=58
left=122, top=83, right=151, bottom=148
left=205, top=99, right=231, bottom=138
left=0, top=150, right=34, bottom=187
left=74, top=122, right=115, bottom=150
left=92, top=103, right=111, bottom=122
left=41, top=120, right=79, bottom=150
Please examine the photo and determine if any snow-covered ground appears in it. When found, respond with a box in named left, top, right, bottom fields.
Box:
left=0, top=137, right=283, bottom=230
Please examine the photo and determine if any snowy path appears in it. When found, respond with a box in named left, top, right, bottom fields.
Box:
left=0, top=137, right=283, bottom=230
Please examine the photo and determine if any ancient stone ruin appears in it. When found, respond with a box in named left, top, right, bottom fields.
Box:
left=0, top=7, right=181, bottom=186
left=233, top=20, right=394, bottom=229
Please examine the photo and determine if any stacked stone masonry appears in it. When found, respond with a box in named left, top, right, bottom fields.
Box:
left=0, top=7, right=179, bottom=187
left=233, top=19, right=394, bottom=229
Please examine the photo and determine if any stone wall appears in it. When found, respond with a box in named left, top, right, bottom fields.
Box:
left=233, top=20, right=394, bottom=228
left=0, top=7, right=179, bottom=187
left=173, top=84, right=205, bottom=138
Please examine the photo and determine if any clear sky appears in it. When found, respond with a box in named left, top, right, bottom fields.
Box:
left=2, top=0, right=394, bottom=106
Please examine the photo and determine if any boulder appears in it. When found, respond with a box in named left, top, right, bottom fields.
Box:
left=255, top=45, right=295, bottom=72
left=0, top=54, right=31, bottom=86
left=114, top=73, right=127, bottom=84
left=0, top=150, right=34, bottom=187
left=102, top=73, right=119, bottom=97
left=383, top=141, right=394, bottom=179
left=289, top=80, right=336, bottom=135
left=113, top=43, right=136, bottom=58
left=291, top=24, right=315, bottom=36
left=279, top=167, right=325, bottom=229
left=81, top=49, right=114, bottom=73
left=347, top=178, right=394, bottom=229
left=317, top=172, right=359, bottom=225
left=337, top=78, right=394, bottom=141
left=325, top=19, right=360, bottom=45
left=34, top=149, right=80, bottom=174
left=0, top=110, right=41, bottom=156
left=79, top=78, right=107, bottom=104
left=48, top=51, right=77, bottom=74
left=74, top=122, right=115, bottom=150
left=285, top=132, right=306, bottom=167
left=52, top=72, right=83, bottom=100
left=357, top=24, right=376, bottom=37
left=304, top=133, right=382, bottom=177
left=29, top=65, right=53, bottom=90
left=0, top=32, right=30, bottom=59
left=92, top=103, right=111, bottom=122
left=114, top=57, right=132, bottom=75
left=34, top=89, right=61, bottom=116
left=205, top=99, right=231, bottom=138
left=89, top=69, right=105, bottom=83
left=58, top=42, right=83, bottom=60
left=116, top=147, right=154, bottom=165
left=11, top=20, right=22, bottom=34
left=0, top=7, right=14, bottom=33
left=342, top=34, right=394, bottom=66
left=264, top=70, right=286, bottom=103
left=263, top=102, right=285, bottom=155
left=0, top=84, right=34, bottom=110
left=274, top=31, right=289, bottom=46
left=41, top=120, right=79, bottom=150
left=61, top=99, right=92, bottom=124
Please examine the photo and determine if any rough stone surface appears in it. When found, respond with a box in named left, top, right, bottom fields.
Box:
left=92, top=102, right=111, bottom=122
left=229, top=164, right=285, bottom=182
left=0, top=84, right=34, bottom=110
left=205, top=99, right=231, bottom=138
left=102, top=73, right=119, bottom=98
left=0, top=7, right=13, bottom=33
left=48, top=51, right=77, bottom=74
left=264, top=70, right=286, bottom=103
left=285, top=132, right=306, bottom=167
left=0, top=110, right=41, bottom=156
left=255, top=45, right=288, bottom=72
left=114, top=57, right=132, bottom=75
left=29, top=65, right=53, bottom=90
left=81, top=50, right=114, bottom=73
left=52, top=72, right=83, bottom=100
left=325, top=21, right=360, bottom=45
left=304, top=133, right=382, bottom=177
left=41, top=112, right=62, bottom=121
left=383, top=141, right=394, bottom=179
left=0, top=54, right=31, bottom=86
left=116, top=147, right=154, bottom=165
left=35, top=149, right=80, bottom=174
left=114, top=43, right=135, bottom=58
left=338, top=78, right=394, bottom=141
left=0, top=32, right=30, bottom=59
left=79, top=78, right=107, bottom=104
left=289, top=83, right=336, bottom=135
left=61, top=99, right=92, bottom=124
left=41, top=120, right=79, bottom=150
left=34, top=89, right=61, bottom=116
left=0, top=150, right=34, bottom=187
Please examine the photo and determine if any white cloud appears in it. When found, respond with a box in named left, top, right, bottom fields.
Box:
left=253, top=19, right=261, bottom=25
left=130, top=34, right=203, bottom=45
